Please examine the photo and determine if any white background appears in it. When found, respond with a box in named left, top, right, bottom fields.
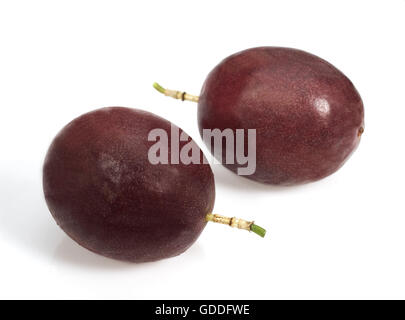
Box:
left=0, top=0, right=404, bottom=299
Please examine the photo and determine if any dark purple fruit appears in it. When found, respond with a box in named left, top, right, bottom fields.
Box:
left=198, top=47, right=364, bottom=185
left=43, top=107, right=215, bottom=262
left=155, top=47, right=364, bottom=185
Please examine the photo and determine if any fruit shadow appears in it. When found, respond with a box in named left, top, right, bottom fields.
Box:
left=210, top=163, right=312, bottom=193
left=0, top=171, right=63, bottom=260
left=53, top=236, right=205, bottom=270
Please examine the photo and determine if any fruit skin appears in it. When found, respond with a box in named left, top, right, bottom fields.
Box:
left=198, top=47, right=364, bottom=185
left=43, top=107, right=215, bottom=262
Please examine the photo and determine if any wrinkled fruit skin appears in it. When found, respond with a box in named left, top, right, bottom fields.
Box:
left=43, top=107, right=215, bottom=262
left=198, top=47, right=364, bottom=185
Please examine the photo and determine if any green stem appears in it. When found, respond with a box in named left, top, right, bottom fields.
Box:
left=250, top=224, right=266, bottom=238
left=153, top=82, right=166, bottom=94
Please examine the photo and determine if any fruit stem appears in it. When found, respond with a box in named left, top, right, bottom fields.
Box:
left=153, top=82, right=199, bottom=103
left=206, top=213, right=266, bottom=238
left=153, top=82, right=166, bottom=94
